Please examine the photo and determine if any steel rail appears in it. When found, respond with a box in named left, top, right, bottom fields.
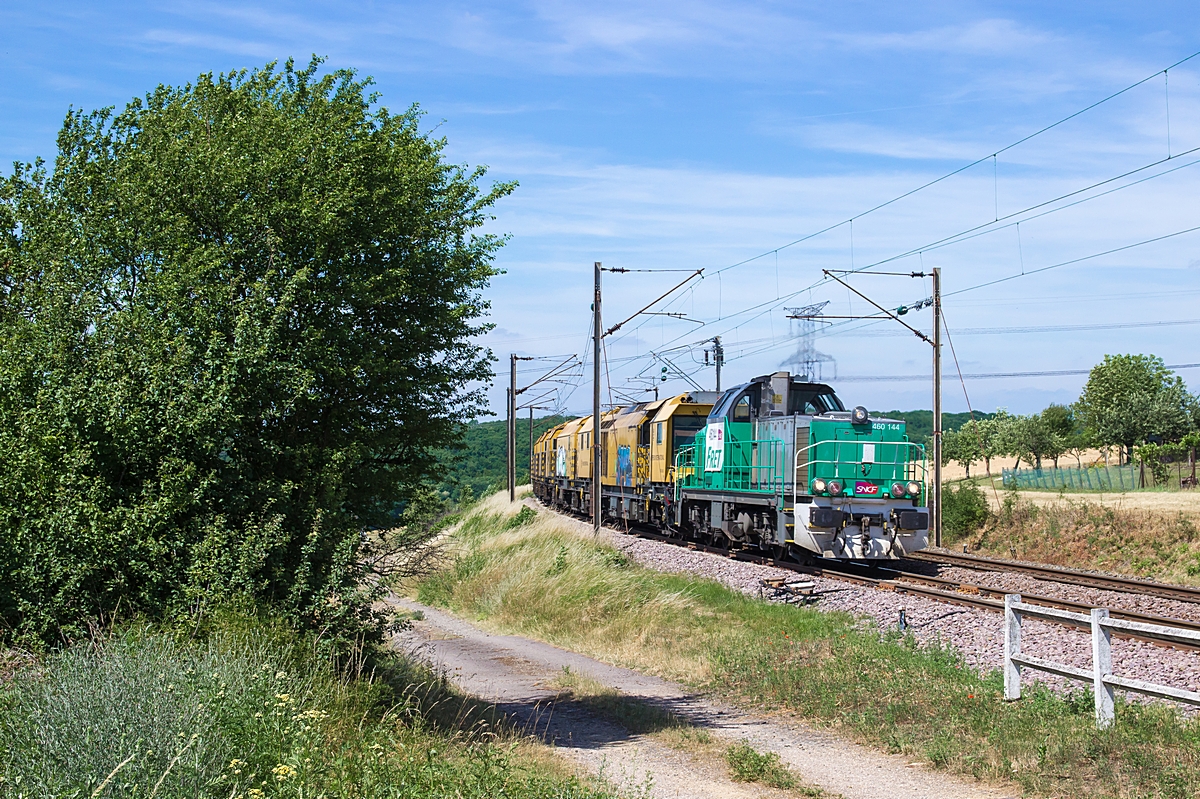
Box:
left=906, top=551, right=1200, bottom=604
left=829, top=561, right=1200, bottom=637
left=571, top=509, right=1200, bottom=652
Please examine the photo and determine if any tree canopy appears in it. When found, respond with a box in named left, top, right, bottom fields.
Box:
left=1075, top=354, right=1196, bottom=456
left=0, top=59, right=513, bottom=646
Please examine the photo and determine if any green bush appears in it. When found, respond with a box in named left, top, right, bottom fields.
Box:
left=724, top=742, right=797, bottom=788
left=0, top=618, right=612, bottom=799
left=0, top=59, right=511, bottom=648
left=941, top=481, right=990, bottom=544
left=506, top=506, right=538, bottom=529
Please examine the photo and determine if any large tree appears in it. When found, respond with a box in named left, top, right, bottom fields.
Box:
left=0, top=60, right=513, bottom=646
left=1074, top=355, right=1195, bottom=463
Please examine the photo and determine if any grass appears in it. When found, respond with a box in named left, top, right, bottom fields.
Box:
left=949, top=488, right=1200, bottom=585
left=0, top=613, right=615, bottom=799
left=416, top=494, right=1200, bottom=799
left=723, top=742, right=797, bottom=789
left=548, top=666, right=685, bottom=736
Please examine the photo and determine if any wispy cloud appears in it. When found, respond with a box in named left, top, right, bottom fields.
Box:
left=774, top=121, right=989, bottom=161
left=142, top=29, right=278, bottom=58
left=827, top=18, right=1056, bottom=56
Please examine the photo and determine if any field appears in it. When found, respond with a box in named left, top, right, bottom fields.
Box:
left=946, top=487, right=1200, bottom=585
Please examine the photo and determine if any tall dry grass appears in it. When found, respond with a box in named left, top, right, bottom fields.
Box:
left=963, top=491, right=1200, bottom=584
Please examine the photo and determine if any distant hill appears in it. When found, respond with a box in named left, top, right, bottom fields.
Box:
left=443, top=409, right=987, bottom=499
left=881, top=410, right=995, bottom=442
left=440, top=415, right=572, bottom=500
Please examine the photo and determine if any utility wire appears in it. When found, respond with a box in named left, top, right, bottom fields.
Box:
left=712, top=48, right=1200, bottom=278
left=941, top=309, right=1002, bottom=507
left=835, top=363, right=1200, bottom=382
left=946, top=224, right=1200, bottom=298
left=548, top=55, right=1200, bottom=399
left=836, top=318, right=1200, bottom=338
left=605, top=152, right=1200, bottom=376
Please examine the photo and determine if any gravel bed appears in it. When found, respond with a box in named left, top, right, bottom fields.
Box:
left=544, top=509, right=1200, bottom=708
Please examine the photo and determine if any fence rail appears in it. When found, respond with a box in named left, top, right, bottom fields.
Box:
left=1003, top=594, right=1200, bottom=727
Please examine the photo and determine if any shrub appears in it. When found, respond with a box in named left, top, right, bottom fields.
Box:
left=941, top=482, right=990, bottom=544
left=724, top=742, right=797, bottom=788
left=506, top=506, right=538, bottom=529
left=0, top=59, right=512, bottom=648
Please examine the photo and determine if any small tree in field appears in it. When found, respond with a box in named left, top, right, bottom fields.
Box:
left=1039, top=404, right=1075, bottom=468
left=943, top=426, right=981, bottom=478
left=974, top=411, right=1011, bottom=476
left=997, top=414, right=1053, bottom=470
left=1075, top=354, right=1195, bottom=464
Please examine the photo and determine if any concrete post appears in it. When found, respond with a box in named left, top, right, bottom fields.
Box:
left=1004, top=593, right=1022, bottom=701
left=1091, top=607, right=1115, bottom=728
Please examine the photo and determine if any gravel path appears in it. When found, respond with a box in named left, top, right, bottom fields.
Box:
left=539, top=502, right=1200, bottom=704
left=392, top=595, right=1015, bottom=799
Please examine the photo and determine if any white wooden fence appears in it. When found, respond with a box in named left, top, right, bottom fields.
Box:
left=1003, top=593, right=1200, bottom=727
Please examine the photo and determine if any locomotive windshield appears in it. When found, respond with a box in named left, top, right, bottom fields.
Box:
left=788, top=387, right=844, bottom=414
left=709, top=387, right=742, bottom=420
left=708, top=376, right=844, bottom=421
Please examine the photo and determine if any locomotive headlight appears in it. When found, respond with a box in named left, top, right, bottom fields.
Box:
left=812, top=478, right=828, bottom=494
left=891, top=482, right=906, bottom=498
left=906, top=481, right=921, bottom=497
left=827, top=479, right=843, bottom=496
left=851, top=405, right=869, bottom=424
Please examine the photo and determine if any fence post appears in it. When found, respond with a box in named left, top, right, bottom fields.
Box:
left=1004, top=593, right=1023, bottom=700
left=1091, top=608, right=1115, bottom=728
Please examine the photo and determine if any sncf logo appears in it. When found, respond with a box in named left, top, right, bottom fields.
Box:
left=855, top=481, right=879, bottom=495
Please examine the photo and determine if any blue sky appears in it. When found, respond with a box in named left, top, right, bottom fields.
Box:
left=3, top=2, right=1200, bottom=417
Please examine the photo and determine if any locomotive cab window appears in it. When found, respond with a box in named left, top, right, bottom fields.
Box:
left=732, top=394, right=753, bottom=421
left=656, top=423, right=663, bottom=444
left=788, top=388, right=844, bottom=415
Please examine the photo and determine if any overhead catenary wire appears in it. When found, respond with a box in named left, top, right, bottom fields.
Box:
left=599, top=140, right=1200, bottom=377
left=592, top=54, right=1200, bottom=376
left=833, top=363, right=1200, bottom=382
left=941, top=309, right=1004, bottom=507
left=711, top=49, right=1200, bottom=279
left=946, top=224, right=1200, bottom=298
left=529, top=55, right=1200, bottom=408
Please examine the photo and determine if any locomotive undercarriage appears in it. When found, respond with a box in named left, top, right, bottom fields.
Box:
left=676, top=490, right=784, bottom=552
left=532, top=476, right=926, bottom=561
left=792, top=499, right=929, bottom=560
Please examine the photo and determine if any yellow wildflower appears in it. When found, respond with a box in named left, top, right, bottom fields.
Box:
left=271, top=764, right=297, bottom=782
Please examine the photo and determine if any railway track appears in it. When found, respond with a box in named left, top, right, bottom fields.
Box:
left=597, top=514, right=1200, bottom=652
left=905, top=550, right=1200, bottom=604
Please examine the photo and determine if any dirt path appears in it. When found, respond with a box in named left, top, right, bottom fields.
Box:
left=390, top=596, right=1016, bottom=799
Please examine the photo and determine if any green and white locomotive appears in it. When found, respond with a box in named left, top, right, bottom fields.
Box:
left=673, top=372, right=929, bottom=559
